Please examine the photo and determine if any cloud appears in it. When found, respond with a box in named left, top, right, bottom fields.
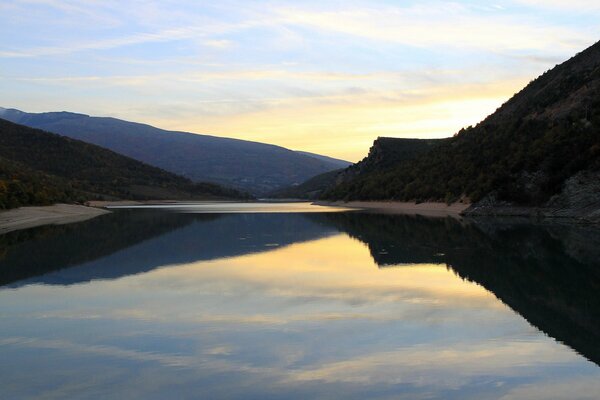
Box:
left=514, top=0, right=600, bottom=12
left=4, top=67, right=528, bottom=160
left=2, top=0, right=599, bottom=160
left=272, top=2, right=595, bottom=53
left=3, top=1, right=596, bottom=59
left=0, top=25, right=232, bottom=58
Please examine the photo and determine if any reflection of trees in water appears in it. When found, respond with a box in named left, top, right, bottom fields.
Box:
left=0, top=210, right=211, bottom=285
left=0, top=211, right=336, bottom=287
left=316, top=212, right=600, bottom=367
left=2, top=209, right=600, bottom=367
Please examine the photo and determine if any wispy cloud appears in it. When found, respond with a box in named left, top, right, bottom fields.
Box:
left=1, top=0, right=599, bottom=159
left=514, top=0, right=600, bottom=12
left=272, top=2, right=595, bottom=52
left=0, top=24, right=242, bottom=58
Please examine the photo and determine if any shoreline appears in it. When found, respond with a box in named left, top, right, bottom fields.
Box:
left=314, top=201, right=470, bottom=217
left=316, top=200, right=600, bottom=223
left=0, top=204, right=110, bottom=234
left=463, top=204, right=600, bottom=224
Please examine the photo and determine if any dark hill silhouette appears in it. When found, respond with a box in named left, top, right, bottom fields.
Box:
left=272, top=138, right=444, bottom=199
left=0, top=118, right=248, bottom=208
left=0, top=108, right=350, bottom=195
left=323, top=40, right=600, bottom=221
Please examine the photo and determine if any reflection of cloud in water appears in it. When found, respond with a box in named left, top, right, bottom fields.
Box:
left=1, top=215, right=599, bottom=399
left=499, top=376, right=600, bottom=400
left=288, top=341, right=581, bottom=385
left=0, top=337, right=194, bottom=368
left=134, top=235, right=499, bottom=303
left=0, top=335, right=584, bottom=391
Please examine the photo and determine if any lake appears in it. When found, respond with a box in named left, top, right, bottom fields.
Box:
left=1, top=203, right=599, bottom=399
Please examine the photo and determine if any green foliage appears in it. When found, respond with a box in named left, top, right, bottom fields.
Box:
left=0, top=157, right=85, bottom=209
left=323, top=40, right=600, bottom=205
left=269, top=169, right=343, bottom=199
left=273, top=138, right=447, bottom=200
left=2, top=109, right=348, bottom=195
left=0, top=119, right=251, bottom=209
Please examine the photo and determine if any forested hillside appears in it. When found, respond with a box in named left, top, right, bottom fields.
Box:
left=333, top=137, right=447, bottom=184
left=0, top=119, right=249, bottom=208
left=323, top=40, right=600, bottom=210
left=272, top=137, right=445, bottom=199
left=0, top=109, right=350, bottom=195
left=269, top=169, right=343, bottom=199
left=0, top=156, right=83, bottom=209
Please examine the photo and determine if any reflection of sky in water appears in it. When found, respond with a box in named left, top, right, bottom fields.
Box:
left=107, top=201, right=356, bottom=213
left=1, top=232, right=599, bottom=399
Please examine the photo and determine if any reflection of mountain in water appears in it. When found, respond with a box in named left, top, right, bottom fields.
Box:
left=0, top=210, right=203, bottom=286
left=317, top=213, right=600, bottom=367
left=1, top=211, right=337, bottom=287
left=3, top=209, right=600, bottom=368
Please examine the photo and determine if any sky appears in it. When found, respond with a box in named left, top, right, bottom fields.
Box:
left=1, top=1, right=599, bottom=161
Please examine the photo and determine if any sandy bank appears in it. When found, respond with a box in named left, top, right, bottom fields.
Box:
left=315, top=201, right=470, bottom=217
left=0, top=204, right=110, bottom=234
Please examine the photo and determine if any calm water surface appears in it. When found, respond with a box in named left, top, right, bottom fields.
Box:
left=1, top=203, right=599, bottom=399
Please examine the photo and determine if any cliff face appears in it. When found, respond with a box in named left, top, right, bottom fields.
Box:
left=464, top=170, right=600, bottom=222
left=270, top=137, right=445, bottom=199
left=335, top=137, right=445, bottom=183
left=356, top=137, right=444, bottom=171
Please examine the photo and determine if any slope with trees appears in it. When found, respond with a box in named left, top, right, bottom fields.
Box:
left=323, top=40, right=600, bottom=220
left=0, top=109, right=350, bottom=195
left=272, top=138, right=445, bottom=199
left=0, top=119, right=249, bottom=208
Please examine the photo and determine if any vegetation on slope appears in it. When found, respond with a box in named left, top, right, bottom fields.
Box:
left=272, top=138, right=445, bottom=199
left=0, top=156, right=84, bottom=209
left=269, top=169, right=343, bottom=199
left=323, top=40, right=600, bottom=205
left=0, top=109, right=349, bottom=195
left=0, top=119, right=250, bottom=209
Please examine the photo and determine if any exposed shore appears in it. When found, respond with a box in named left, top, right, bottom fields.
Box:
left=463, top=204, right=600, bottom=223
left=314, top=201, right=470, bottom=217
left=0, top=204, right=110, bottom=234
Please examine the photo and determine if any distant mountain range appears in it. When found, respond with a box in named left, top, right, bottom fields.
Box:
left=320, top=40, right=600, bottom=221
left=0, top=108, right=351, bottom=195
left=0, top=118, right=248, bottom=209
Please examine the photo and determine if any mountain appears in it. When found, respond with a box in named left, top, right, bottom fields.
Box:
left=272, top=137, right=445, bottom=199
left=0, top=118, right=249, bottom=209
left=0, top=108, right=350, bottom=195
left=323, top=40, right=600, bottom=220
